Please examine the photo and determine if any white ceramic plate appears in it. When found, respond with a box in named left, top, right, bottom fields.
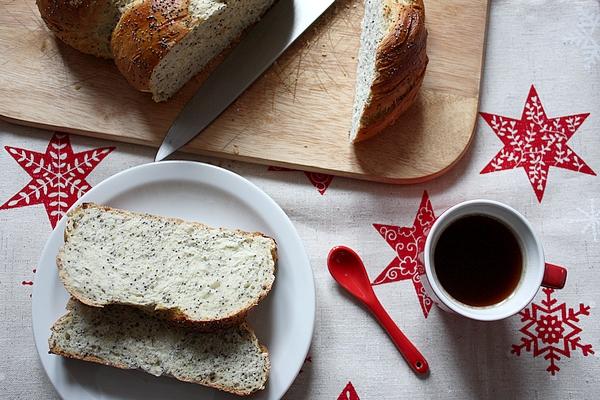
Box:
left=32, top=161, right=315, bottom=400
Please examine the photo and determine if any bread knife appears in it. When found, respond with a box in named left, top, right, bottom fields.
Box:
left=155, top=0, right=335, bottom=162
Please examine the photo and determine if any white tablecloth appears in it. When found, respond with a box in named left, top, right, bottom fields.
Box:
left=1, top=0, right=599, bottom=398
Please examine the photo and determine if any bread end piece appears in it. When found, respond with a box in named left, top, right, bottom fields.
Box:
left=111, top=0, right=191, bottom=92
left=350, top=0, right=428, bottom=143
left=36, top=0, right=134, bottom=59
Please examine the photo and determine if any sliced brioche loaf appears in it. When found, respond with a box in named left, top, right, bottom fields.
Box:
left=36, top=0, right=135, bottom=58
left=111, top=0, right=275, bottom=101
left=350, top=0, right=428, bottom=142
left=49, top=299, right=270, bottom=395
left=57, top=203, right=276, bottom=328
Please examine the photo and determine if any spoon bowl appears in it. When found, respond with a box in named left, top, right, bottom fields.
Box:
left=327, top=246, right=374, bottom=303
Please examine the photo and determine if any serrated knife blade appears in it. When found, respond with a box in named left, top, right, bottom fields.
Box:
left=155, top=0, right=335, bottom=162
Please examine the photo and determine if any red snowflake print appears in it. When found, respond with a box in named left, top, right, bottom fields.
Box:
left=480, top=85, right=595, bottom=202
left=337, top=381, right=360, bottom=400
left=511, top=286, right=594, bottom=375
left=1, top=133, right=114, bottom=227
left=268, top=166, right=334, bottom=195
left=372, top=191, right=436, bottom=318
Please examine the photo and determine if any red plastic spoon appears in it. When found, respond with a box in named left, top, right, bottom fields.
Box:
left=327, top=245, right=429, bottom=376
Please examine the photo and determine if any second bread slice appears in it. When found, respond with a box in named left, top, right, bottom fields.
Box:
left=57, top=203, right=276, bottom=328
left=49, top=299, right=270, bottom=395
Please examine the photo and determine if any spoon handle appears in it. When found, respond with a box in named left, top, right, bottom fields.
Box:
left=367, top=298, right=429, bottom=375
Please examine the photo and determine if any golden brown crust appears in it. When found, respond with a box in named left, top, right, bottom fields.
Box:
left=353, top=0, right=428, bottom=142
left=258, top=344, right=271, bottom=391
left=36, top=0, right=124, bottom=59
left=56, top=202, right=277, bottom=330
left=149, top=306, right=248, bottom=332
left=111, top=0, right=194, bottom=92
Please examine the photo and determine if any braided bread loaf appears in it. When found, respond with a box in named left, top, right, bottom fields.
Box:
left=37, top=0, right=275, bottom=101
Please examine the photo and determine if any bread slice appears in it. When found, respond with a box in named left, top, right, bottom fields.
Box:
left=57, top=203, right=276, bottom=329
left=111, top=0, right=275, bottom=101
left=350, top=0, right=428, bottom=142
left=49, top=299, right=270, bottom=396
left=36, top=0, right=135, bottom=58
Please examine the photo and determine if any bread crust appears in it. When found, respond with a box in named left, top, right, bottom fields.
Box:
left=48, top=301, right=270, bottom=396
left=56, top=203, right=277, bottom=331
left=36, top=0, right=128, bottom=59
left=110, top=0, right=274, bottom=101
left=111, top=0, right=193, bottom=92
left=353, top=0, right=428, bottom=142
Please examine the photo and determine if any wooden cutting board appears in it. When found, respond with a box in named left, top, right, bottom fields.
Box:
left=0, top=0, right=488, bottom=183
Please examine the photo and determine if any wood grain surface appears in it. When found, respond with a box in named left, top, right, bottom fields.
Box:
left=0, top=0, right=488, bottom=183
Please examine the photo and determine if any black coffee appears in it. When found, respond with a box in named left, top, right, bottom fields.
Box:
left=433, top=215, right=523, bottom=307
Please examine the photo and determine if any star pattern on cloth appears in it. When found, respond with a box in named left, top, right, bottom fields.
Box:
left=480, top=85, right=595, bottom=202
left=372, top=191, right=436, bottom=318
left=337, top=381, right=360, bottom=400
left=268, top=166, right=334, bottom=195
left=511, top=286, right=594, bottom=375
left=574, top=199, right=600, bottom=242
left=1, top=133, right=114, bottom=227
left=565, top=11, right=600, bottom=69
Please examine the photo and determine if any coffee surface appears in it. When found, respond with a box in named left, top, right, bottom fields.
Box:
left=433, top=215, right=523, bottom=307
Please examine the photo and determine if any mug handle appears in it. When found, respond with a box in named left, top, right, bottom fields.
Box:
left=542, top=263, right=567, bottom=289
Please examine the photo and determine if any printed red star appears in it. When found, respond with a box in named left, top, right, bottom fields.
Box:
left=1, top=133, right=114, bottom=227
left=480, top=85, right=595, bottom=202
left=268, top=166, right=334, bottom=195
left=372, top=191, right=435, bottom=318
left=337, top=381, right=360, bottom=400
left=512, top=285, right=594, bottom=375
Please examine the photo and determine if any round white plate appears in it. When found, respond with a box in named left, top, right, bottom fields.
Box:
left=32, top=161, right=315, bottom=400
